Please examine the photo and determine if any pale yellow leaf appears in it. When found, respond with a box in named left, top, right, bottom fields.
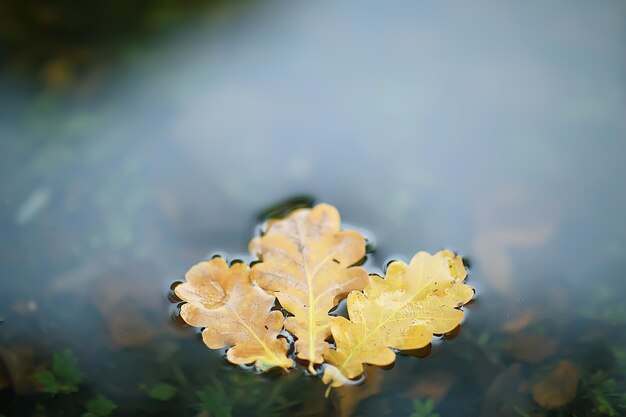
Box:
left=323, top=251, right=474, bottom=383
left=249, top=203, right=368, bottom=371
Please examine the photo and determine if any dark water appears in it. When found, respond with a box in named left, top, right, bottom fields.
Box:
left=1, top=1, right=626, bottom=416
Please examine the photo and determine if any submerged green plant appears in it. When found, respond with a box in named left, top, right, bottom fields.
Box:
left=147, top=382, right=178, bottom=401
left=612, top=347, right=626, bottom=372
left=511, top=406, right=532, bottom=417
left=196, top=383, right=232, bottom=417
left=34, top=404, right=46, bottom=416
left=410, top=399, right=440, bottom=417
left=194, top=375, right=298, bottom=417
left=34, top=349, right=83, bottom=394
left=580, top=285, right=626, bottom=325
left=82, top=394, right=117, bottom=417
left=581, top=372, right=626, bottom=417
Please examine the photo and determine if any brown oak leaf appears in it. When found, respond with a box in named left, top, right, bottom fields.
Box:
left=175, top=258, right=293, bottom=371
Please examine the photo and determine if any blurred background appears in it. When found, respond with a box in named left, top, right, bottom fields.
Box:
left=1, top=1, right=625, bottom=416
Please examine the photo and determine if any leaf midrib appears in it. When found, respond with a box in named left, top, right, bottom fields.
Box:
left=294, top=219, right=317, bottom=371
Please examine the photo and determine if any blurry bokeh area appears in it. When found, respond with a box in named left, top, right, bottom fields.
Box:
left=1, top=1, right=625, bottom=416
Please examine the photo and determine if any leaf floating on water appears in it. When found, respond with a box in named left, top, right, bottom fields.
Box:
left=532, top=360, right=579, bottom=409
left=175, top=258, right=293, bottom=371
left=175, top=203, right=477, bottom=389
left=249, top=203, right=369, bottom=371
left=323, top=251, right=474, bottom=384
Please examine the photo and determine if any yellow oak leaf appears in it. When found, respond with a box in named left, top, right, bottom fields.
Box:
left=249, top=203, right=369, bottom=371
left=175, top=258, right=293, bottom=371
left=323, top=251, right=474, bottom=383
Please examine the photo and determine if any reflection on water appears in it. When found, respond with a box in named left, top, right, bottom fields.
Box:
left=1, top=0, right=626, bottom=416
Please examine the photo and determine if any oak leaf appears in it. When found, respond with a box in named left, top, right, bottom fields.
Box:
left=175, top=258, right=293, bottom=371
left=249, top=203, right=368, bottom=371
left=323, top=251, right=474, bottom=383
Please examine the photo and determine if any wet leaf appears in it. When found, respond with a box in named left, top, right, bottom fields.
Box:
left=175, top=258, right=293, bottom=371
left=532, top=360, right=579, bottom=409
left=249, top=203, right=368, bottom=370
left=323, top=251, right=474, bottom=383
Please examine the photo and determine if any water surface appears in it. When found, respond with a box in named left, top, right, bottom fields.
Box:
left=1, top=1, right=626, bottom=416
